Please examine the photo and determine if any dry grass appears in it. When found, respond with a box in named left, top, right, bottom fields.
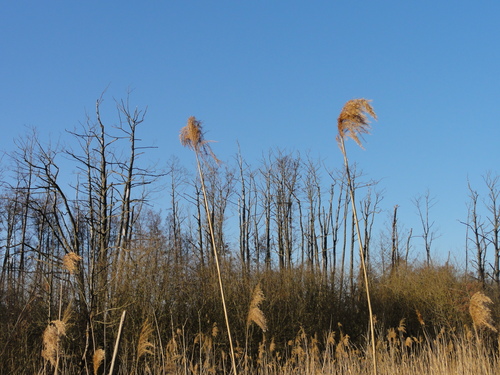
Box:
left=137, top=319, right=155, bottom=358
left=40, top=324, right=500, bottom=374
left=41, top=305, right=72, bottom=373
left=179, top=116, right=219, bottom=163
left=92, top=348, right=105, bottom=375
left=180, top=116, right=236, bottom=375
left=62, top=252, right=82, bottom=275
left=469, top=291, right=497, bottom=333
left=336, top=98, right=378, bottom=375
left=247, top=283, right=267, bottom=333
left=41, top=319, right=67, bottom=368
left=337, top=98, right=377, bottom=148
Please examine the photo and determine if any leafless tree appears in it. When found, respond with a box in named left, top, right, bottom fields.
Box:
left=268, top=150, right=301, bottom=269
left=484, top=173, right=500, bottom=286
left=413, top=190, right=438, bottom=266
left=462, top=182, right=488, bottom=286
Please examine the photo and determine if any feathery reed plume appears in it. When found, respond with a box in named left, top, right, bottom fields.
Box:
left=416, top=309, right=425, bottom=327
left=62, top=252, right=82, bottom=275
left=247, top=283, right=267, bottom=332
left=469, top=291, right=497, bottom=333
left=137, top=319, right=155, bottom=359
left=179, top=116, right=219, bottom=163
left=179, top=116, right=237, bottom=375
left=93, top=349, right=105, bottom=375
left=42, top=320, right=67, bottom=369
left=212, top=322, right=219, bottom=338
left=337, top=99, right=377, bottom=149
left=336, top=98, right=378, bottom=375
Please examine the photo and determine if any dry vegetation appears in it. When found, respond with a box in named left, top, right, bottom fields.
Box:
left=1, top=96, right=500, bottom=374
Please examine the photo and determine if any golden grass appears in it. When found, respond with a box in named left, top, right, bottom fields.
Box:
left=41, top=305, right=71, bottom=372
left=180, top=116, right=236, bottom=375
left=336, top=98, right=378, bottom=375
left=247, top=283, right=267, bottom=333
left=179, top=116, right=203, bottom=150
left=36, top=304, right=500, bottom=374
left=337, top=98, right=377, bottom=149
left=62, top=252, right=82, bottom=275
left=41, top=320, right=67, bottom=367
left=469, top=291, right=497, bottom=333
left=179, top=116, right=219, bottom=163
left=92, top=348, right=105, bottom=375
left=137, top=319, right=155, bottom=358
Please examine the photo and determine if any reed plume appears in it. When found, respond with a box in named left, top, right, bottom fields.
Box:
left=337, top=98, right=377, bottom=149
left=179, top=116, right=219, bottom=163
left=247, top=283, right=267, bottom=332
left=137, top=319, right=155, bottom=358
left=62, top=252, right=82, bottom=275
left=42, top=305, right=71, bottom=374
left=469, top=291, right=497, bottom=333
left=93, top=349, right=105, bottom=375
left=179, top=116, right=237, bottom=375
left=336, top=98, right=378, bottom=375
left=42, top=320, right=67, bottom=368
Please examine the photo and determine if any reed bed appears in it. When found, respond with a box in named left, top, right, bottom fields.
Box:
left=36, top=324, right=500, bottom=374
left=28, top=263, right=500, bottom=375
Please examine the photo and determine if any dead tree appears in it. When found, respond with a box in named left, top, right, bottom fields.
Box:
left=462, top=183, right=487, bottom=287
left=484, top=173, right=500, bottom=286
left=413, top=190, right=437, bottom=266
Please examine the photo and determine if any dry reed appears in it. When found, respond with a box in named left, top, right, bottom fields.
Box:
left=137, top=319, right=155, bottom=358
left=247, top=283, right=267, bottom=333
left=93, top=349, right=105, bottom=375
left=337, top=98, right=377, bottom=149
left=179, top=116, right=219, bottom=163
left=179, top=116, right=237, bottom=375
left=109, top=310, right=126, bottom=375
left=336, top=98, right=378, bottom=375
left=42, top=320, right=67, bottom=368
left=469, top=291, right=497, bottom=333
left=62, top=252, right=82, bottom=275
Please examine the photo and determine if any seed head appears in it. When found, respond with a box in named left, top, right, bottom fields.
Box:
left=179, top=116, right=219, bottom=163
left=469, top=291, right=497, bottom=333
left=63, top=252, right=82, bottom=275
left=247, top=283, right=267, bottom=332
left=337, top=99, right=377, bottom=149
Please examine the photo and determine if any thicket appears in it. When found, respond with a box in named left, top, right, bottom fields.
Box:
left=0, top=95, right=499, bottom=374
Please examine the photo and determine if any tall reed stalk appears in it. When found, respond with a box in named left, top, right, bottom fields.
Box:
left=180, top=116, right=238, bottom=375
left=336, top=99, right=378, bottom=375
left=108, top=310, right=126, bottom=375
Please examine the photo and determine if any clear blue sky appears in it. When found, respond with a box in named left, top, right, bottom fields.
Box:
left=2, top=1, right=500, bottom=266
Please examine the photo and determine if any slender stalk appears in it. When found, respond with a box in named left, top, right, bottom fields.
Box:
left=180, top=117, right=237, bottom=375
left=339, top=136, right=377, bottom=375
left=195, top=152, right=238, bottom=375
left=108, top=310, right=126, bottom=375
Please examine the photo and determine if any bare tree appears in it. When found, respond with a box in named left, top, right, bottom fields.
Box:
left=484, top=173, right=500, bottom=286
left=258, top=160, right=273, bottom=269
left=5, top=93, right=159, bottom=372
left=462, top=182, right=488, bottom=286
left=236, top=148, right=252, bottom=272
left=391, top=205, right=399, bottom=271
left=413, top=190, right=438, bottom=266
left=166, top=157, right=188, bottom=266
left=303, top=157, right=321, bottom=271
left=268, top=150, right=301, bottom=269
left=359, top=186, right=382, bottom=270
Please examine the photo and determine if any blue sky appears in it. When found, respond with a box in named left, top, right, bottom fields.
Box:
left=1, top=1, right=500, bottom=265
